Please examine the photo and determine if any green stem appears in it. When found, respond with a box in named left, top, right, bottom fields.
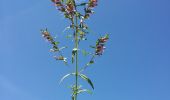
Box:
left=73, top=1, right=78, bottom=100
left=75, top=19, right=78, bottom=100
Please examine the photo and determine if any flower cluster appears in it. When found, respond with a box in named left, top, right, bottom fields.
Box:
left=84, top=0, right=98, bottom=19
left=51, top=0, right=75, bottom=19
left=41, top=29, right=60, bottom=51
left=88, top=0, right=98, bottom=8
left=41, top=29, right=54, bottom=43
left=51, top=0, right=64, bottom=11
left=66, top=3, right=74, bottom=13
left=95, top=34, right=109, bottom=55
left=41, top=28, right=68, bottom=64
left=54, top=56, right=67, bottom=64
left=51, top=0, right=62, bottom=6
left=51, top=0, right=98, bottom=19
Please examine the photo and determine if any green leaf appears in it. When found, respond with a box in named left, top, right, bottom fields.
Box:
left=77, top=89, right=93, bottom=94
left=59, top=46, right=68, bottom=51
left=105, top=34, right=109, bottom=39
left=89, top=45, right=96, bottom=49
left=77, top=3, right=87, bottom=6
left=86, top=60, right=94, bottom=66
left=90, top=60, right=94, bottom=64
left=60, top=73, right=75, bottom=84
left=78, top=30, right=85, bottom=36
left=66, top=35, right=72, bottom=39
left=79, top=74, right=94, bottom=89
left=81, top=50, right=89, bottom=56
left=54, top=41, right=60, bottom=45
left=75, top=12, right=82, bottom=18
left=72, top=95, right=75, bottom=100
left=72, top=48, right=78, bottom=63
left=63, top=26, right=71, bottom=32
left=72, top=55, right=74, bottom=63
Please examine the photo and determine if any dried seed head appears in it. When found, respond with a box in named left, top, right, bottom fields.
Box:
left=54, top=56, right=64, bottom=60
left=41, top=29, right=54, bottom=43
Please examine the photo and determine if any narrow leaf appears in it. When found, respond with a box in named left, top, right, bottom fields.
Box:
left=77, top=89, right=93, bottom=94
left=79, top=74, right=94, bottom=89
left=60, top=73, right=75, bottom=84
left=66, top=35, right=72, bottom=39
left=59, top=46, right=68, bottom=51
left=77, top=3, right=87, bottom=6
left=86, top=60, right=94, bottom=66
left=54, top=41, right=60, bottom=45
left=89, top=45, right=96, bottom=49
left=81, top=50, right=89, bottom=56
left=72, top=95, right=75, bottom=100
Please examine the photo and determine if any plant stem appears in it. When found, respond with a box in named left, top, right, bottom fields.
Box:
left=73, top=1, right=78, bottom=100
left=75, top=20, right=78, bottom=100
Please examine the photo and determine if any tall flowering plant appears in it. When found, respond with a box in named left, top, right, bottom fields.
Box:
left=41, top=0, right=109, bottom=100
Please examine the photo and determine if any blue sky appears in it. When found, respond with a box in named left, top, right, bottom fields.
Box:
left=0, top=0, right=170, bottom=100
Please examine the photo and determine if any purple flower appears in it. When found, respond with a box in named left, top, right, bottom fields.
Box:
left=41, top=29, right=53, bottom=43
left=88, top=0, right=98, bottom=8
left=95, top=44, right=106, bottom=55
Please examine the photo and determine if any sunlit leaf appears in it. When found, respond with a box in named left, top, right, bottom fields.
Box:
left=54, top=41, right=60, bottom=45
left=59, top=46, right=68, bottom=51
left=105, top=34, right=109, bottom=39
left=60, top=73, right=75, bottom=84
left=63, top=26, right=71, bottom=32
left=78, top=30, right=85, bottom=36
left=72, top=48, right=78, bottom=63
left=77, top=89, right=92, bottom=94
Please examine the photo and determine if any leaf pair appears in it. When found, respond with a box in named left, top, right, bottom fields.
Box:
left=60, top=73, right=94, bottom=90
left=71, top=88, right=92, bottom=100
